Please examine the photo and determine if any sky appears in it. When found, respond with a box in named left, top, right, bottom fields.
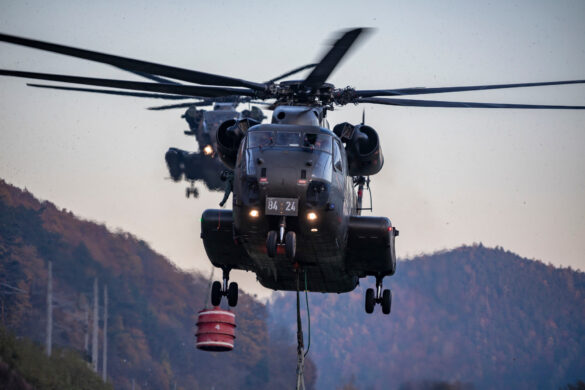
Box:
left=1, top=0, right=584, bottom=299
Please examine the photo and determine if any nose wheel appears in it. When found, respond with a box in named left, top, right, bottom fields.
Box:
left=365, top=275, right=391, bottom=315
left=266, top=216, right=297, bottom=260
left=210, top=268, right=238, bottom=307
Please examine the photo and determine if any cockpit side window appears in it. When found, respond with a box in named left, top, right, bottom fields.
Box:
left=236, top=136, right=246, bottom=167
left=333, top=140, right=343, bottom=172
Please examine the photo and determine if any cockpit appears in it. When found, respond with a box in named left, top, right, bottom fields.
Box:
left=247, top=130, right=333, bottom=153
left=242, top=126, right=341, bottom=188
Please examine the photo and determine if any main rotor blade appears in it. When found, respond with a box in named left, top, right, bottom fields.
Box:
left=0, top=70, right=257, bottom=98
left=302, top=28, right=369, bottom=90
left=27, top=83, right=192, bottom=99
left=358, top=97, right=585, bottom=109
left=356, top=79, right=585, bottom=97
left=266, top=63, right=317, bottom=83
left=148, top=102, right=212, bottom=110
left=0, top=33, right=266, bottom=90
left=114, top=67, right=182, bottom=85
left=148, top=97, right=271, bottom=110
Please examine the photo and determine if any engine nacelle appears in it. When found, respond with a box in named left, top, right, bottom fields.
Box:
left=165, top=147, right=187, bottom=181
left=216, top=118, right=259, bottom=169
left=334, top=123, right=384, bottom=176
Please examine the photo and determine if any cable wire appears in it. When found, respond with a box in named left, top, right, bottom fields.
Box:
left=304, top=270, right=311, bottom=357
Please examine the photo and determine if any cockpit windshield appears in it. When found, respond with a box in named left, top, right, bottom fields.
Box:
left=248, top=131, right=332, bottom=153
left=276, top=132, right=301, bottom=147
left=248, top=131, right=274, bottom=148
left=303, top=133, right=332, bottom=153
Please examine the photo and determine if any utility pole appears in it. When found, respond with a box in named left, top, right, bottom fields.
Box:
left=102, top=284, right=108, bottom=382
left=84, top=301, right=89, bottom=356
left=92, top=278, right=99, bottom=372
left=45, top=261, right=53, bottom=357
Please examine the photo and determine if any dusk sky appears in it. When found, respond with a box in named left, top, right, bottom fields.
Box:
left=1, top=0, right=584, bottom=298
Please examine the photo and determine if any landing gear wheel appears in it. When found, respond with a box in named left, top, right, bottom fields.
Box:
left=266, top=230, right=278, bottom=257
left=285, top=231, right=296, bottom=260
left=382, top=289, right=392, bottom=315
left=211, top=281, right=222, bottom=306
left=365, top=288, right=375, bottom=314
left=227, top=282, right=238, bottom=307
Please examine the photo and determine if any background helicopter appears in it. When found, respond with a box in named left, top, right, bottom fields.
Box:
left=25, top=67, right=318, bottom=199
left=1, top=25, right=584, bottom=314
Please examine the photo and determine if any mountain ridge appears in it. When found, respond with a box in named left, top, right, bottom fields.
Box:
left=2, top=178, right=584, bottom=389
left=270, top=245, right=585, bottom=389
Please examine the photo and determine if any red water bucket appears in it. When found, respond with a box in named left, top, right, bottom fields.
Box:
left=195, top=307, right=236, bottom=352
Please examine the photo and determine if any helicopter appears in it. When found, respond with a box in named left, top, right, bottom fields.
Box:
left=24, top=71, right=278, bottom=199
left=165, top=99, right=267, bottom=200
left=1, top=28, right=584, bottom=315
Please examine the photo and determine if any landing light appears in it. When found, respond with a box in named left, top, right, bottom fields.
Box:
left=249, top=209, right=259, bottom=218
left=203, top=145, right=214, bottom=155
left=307, top=212, right=317, bottom=221
left=311, top=228, right=318, bottom=232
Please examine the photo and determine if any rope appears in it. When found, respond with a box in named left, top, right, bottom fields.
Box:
left=204, top=267, right=215, bottom=309
left=295, top=269, right=306, bottom=390
left=304, top=270, right=311, bottom=357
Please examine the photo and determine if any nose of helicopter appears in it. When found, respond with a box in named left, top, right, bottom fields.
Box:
left=251, top=149, right=332, bottom=198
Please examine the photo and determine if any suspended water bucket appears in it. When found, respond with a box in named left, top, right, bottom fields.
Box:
left=195, top=307, right=236, bottom=352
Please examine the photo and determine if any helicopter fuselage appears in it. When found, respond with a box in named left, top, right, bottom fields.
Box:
left=201, top=107, right=397, bottom=294
left=232, top=124, right=357, bottom=292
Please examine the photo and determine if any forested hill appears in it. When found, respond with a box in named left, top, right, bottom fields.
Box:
left=0, top=179, right=316, bottom=390
left=270, top=245, right=585, bottom=390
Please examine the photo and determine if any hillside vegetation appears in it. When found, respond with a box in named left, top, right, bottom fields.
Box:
left=0, top=328, right=112, bottom=390
left=0, top=179, right=316, bottom=389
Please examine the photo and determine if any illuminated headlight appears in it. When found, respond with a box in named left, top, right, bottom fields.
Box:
left=249, top=209, right=260, bottom=218
left=307, top=212, right=317, bottom=221
left=203, top=145, right=214, bottom=155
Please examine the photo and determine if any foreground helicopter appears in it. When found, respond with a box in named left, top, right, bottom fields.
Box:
left=1, top=28, right=584, bottom=314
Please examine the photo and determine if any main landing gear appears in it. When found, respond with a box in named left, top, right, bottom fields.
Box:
left=266, top=216, right=297, bottom=260
left=185, top=180, right=199, bottom=198
left=211, top=268, right=238, bottom=307
left=365, top=275, right=391, bottom=315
